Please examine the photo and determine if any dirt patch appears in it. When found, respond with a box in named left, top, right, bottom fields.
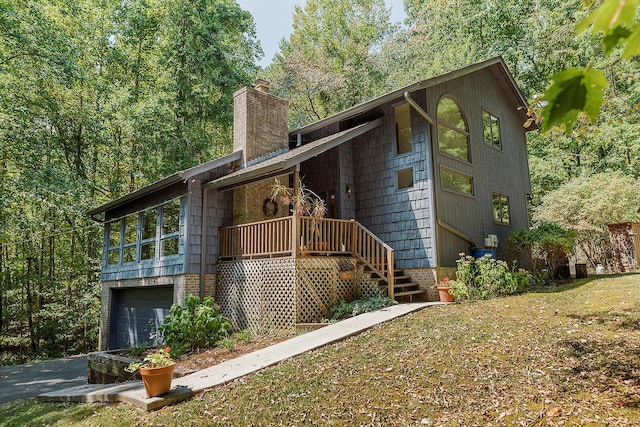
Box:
left=173, top=335, right=290, bottom=372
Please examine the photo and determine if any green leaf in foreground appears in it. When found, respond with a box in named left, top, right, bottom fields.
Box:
left=541, top=67, right=608, bottom=133
left=623, top=26, right=640, bottom=57
left=576, top=0, right=639, bottom=35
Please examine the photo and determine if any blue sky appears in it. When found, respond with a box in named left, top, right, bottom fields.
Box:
left=236, top=0, right=407, bottom=67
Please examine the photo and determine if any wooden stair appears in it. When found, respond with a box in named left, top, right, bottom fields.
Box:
left=362, top=265, right=428, bottom=302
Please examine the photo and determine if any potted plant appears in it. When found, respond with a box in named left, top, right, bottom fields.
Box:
left=125, top=347, right=175, bottom=398
left=338, top=260, right=356, bottom=280
left=436, top=277, right=455, bottom=302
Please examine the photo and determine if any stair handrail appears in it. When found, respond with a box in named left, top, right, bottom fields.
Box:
left=351, top=220, right=395, bottom=299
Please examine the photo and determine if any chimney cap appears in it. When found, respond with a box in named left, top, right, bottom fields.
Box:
left=254, top=79, right=270, bottom=93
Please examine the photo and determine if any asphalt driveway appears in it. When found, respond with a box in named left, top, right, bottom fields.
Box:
left=0, top=354, right=87, bottom=405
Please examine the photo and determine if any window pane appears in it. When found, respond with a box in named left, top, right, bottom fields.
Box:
left=162, top=199, right=180, bottom=235
left=492, top=194, right=511, bottom=224
left=483, top=111, right=501, bottom=148
left=141, top=242, right=156, bottom=260
left=438, top=125, right=469, bottom=161
left=437, top=97, right=466, bottom=131
left=123, top=245, right=137, bottom=263
left=492, top=194, right=502, bottom=222
left=501, top=195, right=510, bottom=224
left=142, top=208, right=158, bottom=240
left=162, top=237, right=179, bottom=257
left=124, top=214, right=138, bottom=244
left=108, top=220, right=121, bottom=247
left=108, top=249, right=120, bottom=265
left=394, top=103, right=412, bottom=154
left=441, top=169, right=473, bottom=195
left=397, top=168, right=414, bottom=189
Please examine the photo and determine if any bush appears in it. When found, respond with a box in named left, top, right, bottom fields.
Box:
left=330, top=295, right=396, bottom=320
left=158, top=295, right=233, bottom=357
left=509, top=223, right=575, bottom=278
left=449, top=253, right=532, bottom=301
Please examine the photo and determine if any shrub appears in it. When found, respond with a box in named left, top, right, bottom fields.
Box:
left=509, top=223, right=575, bottom=278
left=158, top=295, right=233, bottom=357
left=330, top=295, right=396, bottom=320
left=450, top=253, right=532, bottom=301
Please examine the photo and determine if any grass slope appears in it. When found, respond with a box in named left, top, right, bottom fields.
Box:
left=1, top=275, right=639, bottom=426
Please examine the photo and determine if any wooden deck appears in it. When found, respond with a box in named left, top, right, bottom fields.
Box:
left=219, top=215, right=396, bottom=299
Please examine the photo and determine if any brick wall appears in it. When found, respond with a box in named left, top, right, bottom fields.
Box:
left=233, top=86, right=289, bottom=164
left=233, top=174, right=291, bottom=225
left=404, top=268, right=439, bottom=301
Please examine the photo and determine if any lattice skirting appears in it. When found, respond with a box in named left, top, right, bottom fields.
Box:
left=217, top=257, right=362, bottom=332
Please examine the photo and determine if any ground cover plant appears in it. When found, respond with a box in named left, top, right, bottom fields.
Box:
left=1, top=274, right=639, bottom=426
left=329, top=295, right=396, bottom=320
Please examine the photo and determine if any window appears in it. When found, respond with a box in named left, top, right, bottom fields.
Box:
left=394, top=103, right=412, bottom=154
left=104, top=197, right=183, bottom=266
left=483, top=110, right=501, bottom=149
left=437, top=97, right=470, bottom=162
left=140, top=207, right=158, bottom=260
left=161, top=198, right=181, bottom=257
left=492, top=193, right=510, bottom=224
left=397, top=167, right=414, bottom=190
left=107, top=220, right=121, bottom=265
left=441, top=168, right=473, bottom=195
left=123, top=214, right=138, bottom=263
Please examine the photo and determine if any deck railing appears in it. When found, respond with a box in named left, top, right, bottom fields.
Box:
left=219, top=215, right=395, bottom=298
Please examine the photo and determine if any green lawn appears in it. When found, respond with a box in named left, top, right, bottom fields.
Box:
left=2, top=275, right=639, bottom=426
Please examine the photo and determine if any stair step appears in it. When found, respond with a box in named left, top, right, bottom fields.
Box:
left=393, top=282, right=419, bottom=289
left=394, top=289, right=428, bottom=297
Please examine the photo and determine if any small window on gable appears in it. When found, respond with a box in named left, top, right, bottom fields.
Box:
left=483, top=110, right=501, bottom=149
left=441, top=167, right=473, bottom=196
left=397, top=167, right=414, bottom=190
left=394, top=103, right=412, bottom=154
left=437, top=97, right=470, bottom=162
left=492, top=193, right=510, bottom=224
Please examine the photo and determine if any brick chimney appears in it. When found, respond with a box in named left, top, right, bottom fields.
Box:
left=232, top=80, right=290, bottom=225
left=233, top=80, right=289, bottom=164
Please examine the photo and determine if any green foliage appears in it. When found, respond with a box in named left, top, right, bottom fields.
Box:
left=158, top=295, right=233, bottom=357
left=125, top=346, right=174, bottom=372
left=265, top=0, right=391, bottom=128
left=509, top=224, right=576, bottom=277
left=330, top=295, right=396, bottom=320
left=541, top=67, right=608, bottom=133
left=533, top=172, right=640, bottom=267
left=450, top=254, right=532, bottom=301
left=541, top=0, right=640, bottom=131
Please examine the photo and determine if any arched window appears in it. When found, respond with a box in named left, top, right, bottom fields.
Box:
left=437, top=97, right=470, bottom=162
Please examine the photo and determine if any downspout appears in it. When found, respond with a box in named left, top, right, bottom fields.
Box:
left=437, top=219, right=478, bottom=251
left=199, top=187, right=208, bottom=300
left=404, top=91, right=434, bottom=125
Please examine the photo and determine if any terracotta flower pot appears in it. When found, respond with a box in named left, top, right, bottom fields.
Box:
left=437, top=286, right=454, bottom=302
left=139, top=363, right=175, bottom=398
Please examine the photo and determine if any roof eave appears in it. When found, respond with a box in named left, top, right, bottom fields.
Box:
left=87, top=149, right=243, bottom=222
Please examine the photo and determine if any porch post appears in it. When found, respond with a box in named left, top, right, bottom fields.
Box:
left=292, top=213, right=299, bottom=258
left=292, top=167, right=301, bottom=258
left=387, top=249, right=395, bottom=300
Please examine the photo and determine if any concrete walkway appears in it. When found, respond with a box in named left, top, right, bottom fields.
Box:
left=39, top=302, right=442, bottom=411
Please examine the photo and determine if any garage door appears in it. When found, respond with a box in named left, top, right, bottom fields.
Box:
left=110, top=286, right=174, bottom=349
